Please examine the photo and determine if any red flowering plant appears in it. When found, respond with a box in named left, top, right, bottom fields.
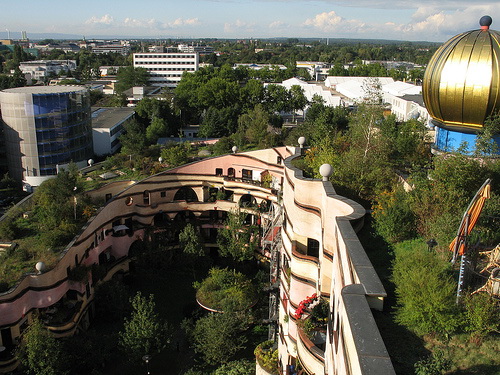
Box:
left=293, top=293, right=318, bottom=320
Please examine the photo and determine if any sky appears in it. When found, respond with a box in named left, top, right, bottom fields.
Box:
left=3, top=0, right=500, bottom=42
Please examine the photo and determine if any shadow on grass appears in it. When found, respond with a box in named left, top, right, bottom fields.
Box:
left=448, top=364, right=500, bottom=375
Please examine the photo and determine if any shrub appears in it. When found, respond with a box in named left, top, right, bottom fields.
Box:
left=213, top=359, right=254, bottom=375
left=462, top=292, right=500, bottom=338
left=414, top=351, right=450, bottom=375
left=254, top=340, right=279, bottom=374
left=194, top=268, right=257, bottom=312
left=190, top=312, right=248, bottom=365
left=392, top=240, right=460, bottom=336
left=373, top=188, right=417, bottom=243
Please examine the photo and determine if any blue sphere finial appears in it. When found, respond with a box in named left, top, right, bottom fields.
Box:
left=480, top=15, right=492, bottom=28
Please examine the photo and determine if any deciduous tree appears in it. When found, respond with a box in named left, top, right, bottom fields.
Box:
left=119, top=292, right=170, bottom=362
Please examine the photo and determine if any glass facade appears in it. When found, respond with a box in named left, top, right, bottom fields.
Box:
left=0, top=86, right=93, bottom=181
left=32, top=91, right=92, bottom=176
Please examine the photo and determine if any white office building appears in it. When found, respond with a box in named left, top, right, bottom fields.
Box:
left=91, top=107, right=135, bottom=156
left=19, top=60, right=77, bottom=81
left=133, top=52, right=199, bottom=88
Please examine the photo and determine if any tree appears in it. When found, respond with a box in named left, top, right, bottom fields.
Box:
left=237, top=104, right=272, bottom=147
left=18, top=316, right=67, bottom=375
left=119, top=118, right=149, bottom=157
left=119, top=292, right=171, bottom=362
left=213, top=359, right=255, bottom=375
left=217, top=209, right=259, bottom=261
left=115, top=66, right=149, bottom=94
left=289, top=85, right=308, bottom=119
left=199, top=106, right=239, bottom=138
left=190, top=312, right=248, bottom=365
left=475, top=112, right=500, bottom=156
left=160, top=142, right=191, bottom=167
left=146, top=117, right=168, bottom=143
left=179, top=223, right=205, bottom=257
left=264, top=84, right=291, bottom=113
left=32, top=165, right=82, bottom=230
left=373, top=187, right=417, bottom=243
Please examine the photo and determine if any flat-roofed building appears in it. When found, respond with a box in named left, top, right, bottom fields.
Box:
left=133, top=52, right=199, bottom=88
left=177, top=44, right=214, bottom=54
left=91, top=107, right=135, bottom=156
left=93, top=44, right=130, bottom=55
left=19, top=60, right=77, bottom=81
left=0, top=86, right=93, bottom=187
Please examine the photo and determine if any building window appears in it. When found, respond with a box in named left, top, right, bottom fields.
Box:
left=143, top=191, right=150, bottom=205
left=160, top=191, right=166, bottom=198
left=242, top=169, right=252, bottom=180
left=215, top=168, right=223, bottom=176
left=307, top=238, right=320, bottom=258
left=105, top=193, right=112, bottom=202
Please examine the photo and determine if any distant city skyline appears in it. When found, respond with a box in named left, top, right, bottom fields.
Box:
left=3, top=0, right=500, bottom=42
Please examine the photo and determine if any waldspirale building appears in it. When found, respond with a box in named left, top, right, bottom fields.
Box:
left=0, top=146, right=393, bottom=374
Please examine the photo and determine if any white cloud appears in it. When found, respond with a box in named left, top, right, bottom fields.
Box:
left=303, top=11, right=365, bottom=33
left=85, top=14, right=114, bottom=25
left=224, top=19, right=255, bottom=34
left=171, top=18, right=200, bottom=27
left=300, top=4, right=500, bottom=41
left=119, top=16, right=201, bottom=30
left=269, top=20, right=287, bottom=29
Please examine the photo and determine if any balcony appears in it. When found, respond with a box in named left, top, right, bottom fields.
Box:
left=297, top=322, right=325, bottom=375
left=41, top=299, right=84, bottom=334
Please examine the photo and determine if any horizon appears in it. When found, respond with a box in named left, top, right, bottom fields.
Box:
left=2, top=0, right=500, bottom=43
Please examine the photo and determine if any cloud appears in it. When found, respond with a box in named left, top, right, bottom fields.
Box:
left=224, top=20, right=255, bottom=34
left=118, top=16, right=201, bottom=30
left=303, top=11, right=365, bottom=33
left=85, top=14, right=114, bottom=25
left=269, top=20, right=287, bottom=29
left=301, top=4, right=500, bottom=41
left=306, top=0, right=499, bottom=10
left=171, top=18, right=200, bottom=27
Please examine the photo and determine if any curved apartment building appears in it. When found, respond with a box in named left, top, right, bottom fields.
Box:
left=0, top=146, right=394, bottom=374
left=0, top=86, right=93, bottom=187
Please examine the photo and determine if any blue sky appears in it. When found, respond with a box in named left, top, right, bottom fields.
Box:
left=3, top=0, right=500, bottom=42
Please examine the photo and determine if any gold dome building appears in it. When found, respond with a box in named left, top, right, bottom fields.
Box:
left=423, top=15, right=500, bottom=153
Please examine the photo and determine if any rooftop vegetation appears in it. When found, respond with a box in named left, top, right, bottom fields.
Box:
left=194, top=267, right=258, bottom=312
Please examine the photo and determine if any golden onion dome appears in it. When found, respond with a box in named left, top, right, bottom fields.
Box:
left=423, top=16, right=500, bottom=130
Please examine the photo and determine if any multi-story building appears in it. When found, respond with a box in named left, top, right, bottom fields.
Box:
left=0, top=145, right=394, bottom=374
left=19, top=60, right=77, bottom=81
left=0, top=86, right=93, bottom=188
left=91, top=107, right=135, bottom=156
left=177, top=43, right=214, bottom=54
left=92, top=44, right=130, bottom=55
left=296, top=61, right=332, bottom=81
left=133, top=52, right=199, bottom=88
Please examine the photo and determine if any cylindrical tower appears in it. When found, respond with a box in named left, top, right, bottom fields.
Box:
left=423, top=16, right=500, bottom=154
left=0, top=86, right=93, bottom=187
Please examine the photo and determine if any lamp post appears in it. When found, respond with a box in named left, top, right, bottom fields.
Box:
left=142, top=355, right=151, bottom=375
left=426, top=239, right=437, bottom=252
left=73, top=186, right=78, bottom=220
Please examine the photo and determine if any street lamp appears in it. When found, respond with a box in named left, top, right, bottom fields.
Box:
left=73, top=186, right=78, bottom=220
left=426, top=239, right=437, bottom=252
left=142, top=354, right=151, bottom=375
